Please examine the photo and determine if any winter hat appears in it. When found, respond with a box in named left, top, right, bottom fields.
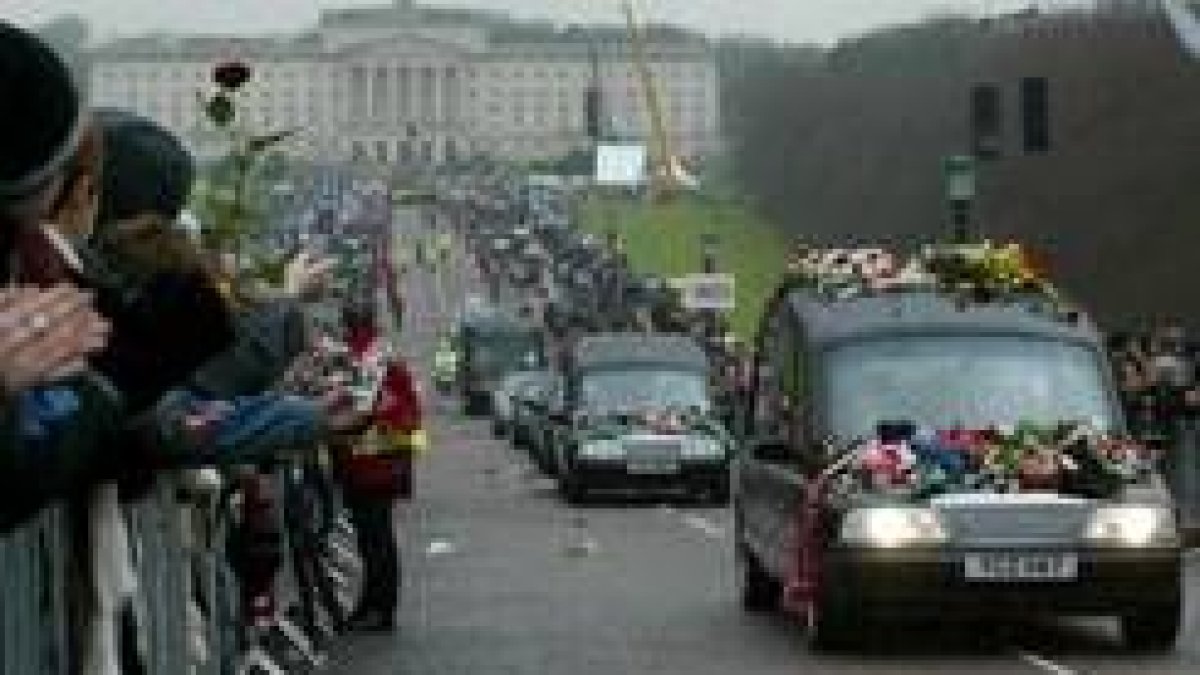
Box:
left=0, top=22, right=84, bottom=212
left=94, top=108, right=195, bottom=224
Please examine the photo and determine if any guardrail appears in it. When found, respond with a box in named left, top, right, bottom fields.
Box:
left=0, top=459, right=362, bottom=675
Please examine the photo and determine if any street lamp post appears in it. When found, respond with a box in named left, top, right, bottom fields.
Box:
left=942, top=154, right=977, bottom=243
left=699, top=231, right=721, bottom=343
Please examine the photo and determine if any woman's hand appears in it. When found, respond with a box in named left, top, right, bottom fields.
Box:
left=0, top=285, right=110, bottom=397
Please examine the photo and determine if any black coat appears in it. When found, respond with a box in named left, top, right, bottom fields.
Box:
left=89, top=267, right=236, bottom=414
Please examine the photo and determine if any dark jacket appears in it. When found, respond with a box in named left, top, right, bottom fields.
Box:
left=0, top=374, right=125, bottom=533
left=190, top=299, right=308, bottom=399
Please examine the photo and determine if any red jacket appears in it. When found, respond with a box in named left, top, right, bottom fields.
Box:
left=346, top=325, right=378, bottom=361
left=376, top=359, right=422, bottom=433
left=342, top=357, right=422, bottom=500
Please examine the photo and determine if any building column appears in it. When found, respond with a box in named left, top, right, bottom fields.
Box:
left=433, top=67, right=444, bottom=129
left=393, top=65, right=403, bottom=124
left=364, top=62, right=375, bottom=125
left=403, top=65, right=416, bottom=121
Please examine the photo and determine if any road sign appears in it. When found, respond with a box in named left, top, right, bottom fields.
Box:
left=676, top=273, right=735, bottom=311
left=594, top=144, right=647, bottom=186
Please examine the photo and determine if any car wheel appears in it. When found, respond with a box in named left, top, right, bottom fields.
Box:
left=707, top=476, right=731, bottom=507
left=1121, top=601, right=1181, bottom=653
left=806, top=562, right=858, bottom=651
left=492, top=420, right=507, bottom=437
left=559, top=470, right=587, bottom=505
left=538, top=445, right=559, bottom=478
left=737, top=543, right=780, bottom=612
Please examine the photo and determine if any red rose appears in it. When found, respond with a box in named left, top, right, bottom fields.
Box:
left=213, top=60, right=252, bottom=91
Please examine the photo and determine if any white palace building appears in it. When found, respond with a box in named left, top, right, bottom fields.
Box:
left=88, top=0, right=722, bottom=167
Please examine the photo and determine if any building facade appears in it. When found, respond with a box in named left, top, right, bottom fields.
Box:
left=88, top=1, right=721, bottom=166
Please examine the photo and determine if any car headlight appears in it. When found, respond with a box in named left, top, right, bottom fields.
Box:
left=578, top=438, right=625, bottom=459
left=680, top=437, right=725, bottom=459
left=1084, top=506, right=1175, bottom=547
left=840, top=507, right=947, bottom=548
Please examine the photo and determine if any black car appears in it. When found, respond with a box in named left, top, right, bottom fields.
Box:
left=510, top=370, right=563, bottom=456
left=457, top=308, right=547, bottom=416
left=735, top=249, right=1181, bottom=652
left=550, top=334, right=731, bottom=504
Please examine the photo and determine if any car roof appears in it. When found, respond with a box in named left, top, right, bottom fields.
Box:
left=783, top=289, right=1104, bottom=349
left=572, top=333, right=708, bottom=371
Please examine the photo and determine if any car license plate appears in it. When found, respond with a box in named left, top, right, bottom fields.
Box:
left=963, top=553, right=1078, bottom=582
left=627, top=460, right=680, bottom=475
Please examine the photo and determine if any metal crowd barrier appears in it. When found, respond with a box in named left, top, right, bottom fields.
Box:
left=0, top=460, right=362, bottom=675
left=0, top=504, right=72, bottom=675
left=1168, top=419, right=1200, bottom=544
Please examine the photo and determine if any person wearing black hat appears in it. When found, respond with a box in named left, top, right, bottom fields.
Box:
left=84, top=108, right=237, bottom=415
left=0, top=21, right=122, bottom=532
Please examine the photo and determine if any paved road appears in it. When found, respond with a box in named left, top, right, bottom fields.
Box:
left=328, top=211, right=1200, bottom=675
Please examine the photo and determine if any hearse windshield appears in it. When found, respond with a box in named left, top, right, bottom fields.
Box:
left=580, top=369, right=710, bottom=416
left=825, top=335, right=1117, bottom=439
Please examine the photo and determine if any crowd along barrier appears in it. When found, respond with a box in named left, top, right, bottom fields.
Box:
left=0, top=459, right=363, bottom=675
left=0, top=504, right=72, bottom=675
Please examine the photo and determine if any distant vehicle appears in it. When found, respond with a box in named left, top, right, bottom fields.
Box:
left=491, top=370, right=548, bottom=438
left=550, top=333, right=729, bottom=504
left=458, top=309, right=547, bottom=416
left=509, top=370, right=563, bottom=458
left=735, top=246, right=1181, bottom=652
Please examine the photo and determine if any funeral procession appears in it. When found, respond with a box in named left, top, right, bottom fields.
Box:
left=6, top=1, right=1200, bottom=674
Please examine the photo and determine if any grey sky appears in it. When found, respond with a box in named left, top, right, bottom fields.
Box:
left=5, top=1, right=1088, bottom=44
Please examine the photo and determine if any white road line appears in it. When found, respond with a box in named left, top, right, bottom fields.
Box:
left=679, top=513, right=727, bottom=540
left=1017, top=650, right=1078, bottom=675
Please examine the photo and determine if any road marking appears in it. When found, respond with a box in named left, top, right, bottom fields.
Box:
left=679, top=513, right=727, bottom=540
left=563, top=537, right=600, bottom=558
left=1017, top=650, right=1077, bottom=675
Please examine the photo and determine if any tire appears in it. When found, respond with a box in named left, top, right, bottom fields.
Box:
left=738, top=544, right=780, bottom=612
left=706, top=476, right=731, bottom=507
left=559, top=470, right=587, bottom=505
left=464, top=393, right=489, bottom=417
left=492, top=420, right=507, bottom=438
left=806, top=558, right=858, bottom=652
left=1121, top=601, right=1181, bottom=653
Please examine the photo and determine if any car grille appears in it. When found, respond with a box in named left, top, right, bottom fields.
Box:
left=937, top=503, right=1091, bottom=543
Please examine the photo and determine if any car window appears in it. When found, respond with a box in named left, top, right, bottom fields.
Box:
left=579, top=369, right=711, bottom=415
left=825, top=336, right=1118, bottom=439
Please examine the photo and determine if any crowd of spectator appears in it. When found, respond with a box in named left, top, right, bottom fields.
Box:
left=1, top=21, right=420, bottom=673
left=1110, top=322, right=1200, bottom=445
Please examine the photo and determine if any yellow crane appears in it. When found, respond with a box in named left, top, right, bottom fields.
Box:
left=621, top=0, right=696, bottom=199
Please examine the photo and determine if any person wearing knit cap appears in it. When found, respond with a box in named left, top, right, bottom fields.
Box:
left=85, top=108, right=236, bottom=414
left=0, top=21, right=122, bottom=533
left=0, top=20, right=109, bottom=381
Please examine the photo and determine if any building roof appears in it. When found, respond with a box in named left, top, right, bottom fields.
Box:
left=90, top=1, right=710, bottom=62
left=90, top=34, right=323, bottom=60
